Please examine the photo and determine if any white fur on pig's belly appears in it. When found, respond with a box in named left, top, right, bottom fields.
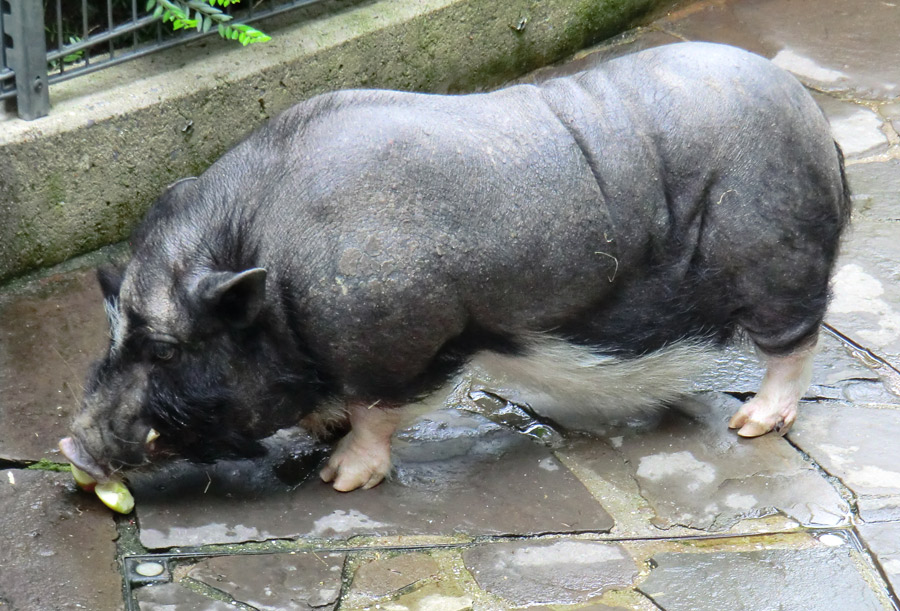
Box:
left=471, top=334, right=720, bottom=432
left=316, top=335, right=816, bottom=491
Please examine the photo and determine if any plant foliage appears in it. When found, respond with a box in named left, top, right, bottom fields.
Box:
left=146, top=0, right=271, bottom=45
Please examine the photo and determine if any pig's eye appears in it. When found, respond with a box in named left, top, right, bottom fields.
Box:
left=150, top=341, right=177, bottom=362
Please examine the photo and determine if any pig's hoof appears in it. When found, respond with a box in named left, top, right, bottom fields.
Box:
left=728, top=396, right=797, bottom=437
left=320, top=433, right=392, bottom=492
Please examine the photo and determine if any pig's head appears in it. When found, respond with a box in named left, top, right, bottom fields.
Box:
left=60, top=179, right=329, bottom=481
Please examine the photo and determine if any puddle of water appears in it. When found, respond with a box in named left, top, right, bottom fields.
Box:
left=461, top=389, right=564, bottom=448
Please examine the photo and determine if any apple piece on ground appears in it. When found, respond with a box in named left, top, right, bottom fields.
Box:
left=94, top=481, right=135, bottom=514
left=70, top=465, right=97, bottom=492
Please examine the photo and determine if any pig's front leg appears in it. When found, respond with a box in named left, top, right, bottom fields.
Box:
left=728, top=343, right=816, bottom=437
left=320, top=402, right=403, bottom=491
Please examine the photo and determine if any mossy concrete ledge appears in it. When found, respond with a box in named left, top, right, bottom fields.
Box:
left=0, top=0, right=681, bottom=283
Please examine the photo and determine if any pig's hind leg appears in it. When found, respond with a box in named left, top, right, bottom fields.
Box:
left=723, top=195, right=839, bottom=437
left=319, top=402, right=404, bottom=491
left=728, top=341, right=816, bottom=437
left=727, top=291, right=822, bottom=438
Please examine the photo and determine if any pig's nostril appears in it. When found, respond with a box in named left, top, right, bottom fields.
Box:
left=58, top=436, right=108, bottom=482
left=59, top=436, right=78, bottom=460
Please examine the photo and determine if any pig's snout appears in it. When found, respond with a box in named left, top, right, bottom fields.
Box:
left=59, top=436, right=108, bottom=482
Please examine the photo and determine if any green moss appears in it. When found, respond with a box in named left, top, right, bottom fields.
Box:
left=566, top=0, right=658, bottom=49
left=171, top=538, right=308, bottom=556
left=116, top=516, right=149, bottom=557
left=26, top=458, right=71, bottom=472
left=45, top=172, right=66, bottom=209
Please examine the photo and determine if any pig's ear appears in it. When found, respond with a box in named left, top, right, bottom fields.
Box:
left=96, top=264, right=124, bottom=301
left=196, top=268, right=267, bottom=328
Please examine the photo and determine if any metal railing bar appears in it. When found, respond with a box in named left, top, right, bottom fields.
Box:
left=3, top=0, right=332, bottom=109
left=107, top=0, right=115, bottom=60
left=44, top=32, right=219, bottom=87
left=5, top=0, right=50, bottom=118
left=82, top=0, right=91, bottom=67
left=46, top=0, right=325, bottom=65
left=45, top=14, right=161, bottom=62
left=44, top=26, right=226, bottom=87
left=56, top=0, right=65, bottom=75
left=0, top=3, right=6, bottom=71
left=132, top=0, right=138, bottom=48
left=1, top=43, right=14, bottom=97
left=241, top=0, right=328, bottom=24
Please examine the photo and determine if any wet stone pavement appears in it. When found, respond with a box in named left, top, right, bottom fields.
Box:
left=2, top=0, right=900, bottom=608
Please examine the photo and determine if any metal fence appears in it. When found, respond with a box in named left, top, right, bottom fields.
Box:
left=1, top=0, right=327, bottom=121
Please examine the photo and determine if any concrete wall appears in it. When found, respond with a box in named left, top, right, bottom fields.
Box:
left=0, top=0, right=682, bottom=283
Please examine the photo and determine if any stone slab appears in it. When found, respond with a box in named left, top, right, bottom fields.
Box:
left=135, top=582, right=235, bottom=611
left=857, top=521, right=900, bottom=594
left=133, top=410, right=613, bottom=549
left=187, top=551, right=345, bottom=610
left=365, top=582, right=473, bottom=611
left=625, top=394, right=848, bottom=531
left=813, top=94, right=890, bottom=159
left=349, top=552, right=439, bottom=600
left=0, top=268, right=107, bottom=460
left=846, top=160, right=900, bottom=222
left=0, top=469, right=122, bottom=611
left=565, top=393, right=849, bottom=533
left=787, top=403, right=900, bottom=522
left=639, top=545, right=887, bottom=610
left=525, top=605, right=629, bottom=611
left=462, top=539, right=637, bottom=606
left=830, top=220, right=900, bottom=360
left=660, top=0, right=900, bottom=100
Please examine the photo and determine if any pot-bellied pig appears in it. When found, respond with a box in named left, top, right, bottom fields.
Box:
left=60, top=42, right=849, bottom=492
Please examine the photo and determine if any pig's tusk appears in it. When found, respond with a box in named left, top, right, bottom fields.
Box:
left=145, top=428, right=160, bottom=444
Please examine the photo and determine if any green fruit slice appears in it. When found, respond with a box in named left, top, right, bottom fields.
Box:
left=94, top=481, right=135, bottom=514
left=70, top=465, right=97, bottom=492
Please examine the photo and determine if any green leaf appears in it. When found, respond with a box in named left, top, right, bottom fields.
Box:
left=151, top=0, right=266, bottom=44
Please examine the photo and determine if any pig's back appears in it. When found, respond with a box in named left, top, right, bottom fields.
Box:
left=196, top=42, right=845, bottom=373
